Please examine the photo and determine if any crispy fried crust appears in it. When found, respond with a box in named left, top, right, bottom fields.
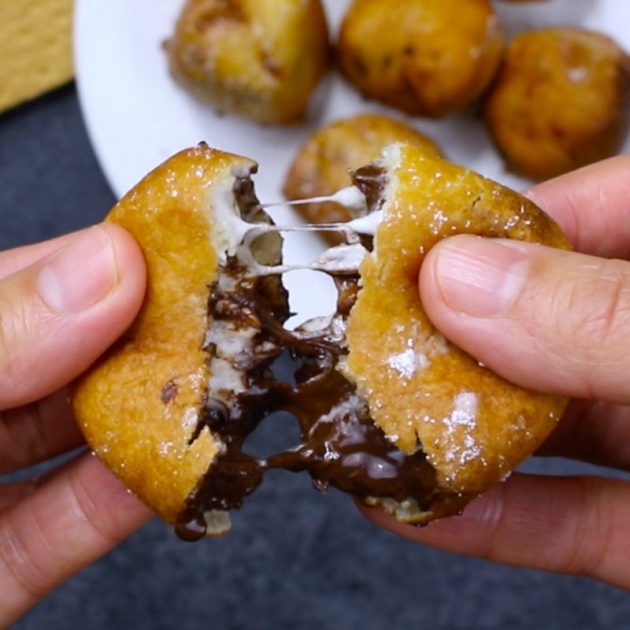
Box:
left=346, top=144, right=570, bottom=521
left=167, top=0, right=330, bottom=124
left=73, top=146, right=257, bottom=525
left=283, top=113, right=441, bottom=241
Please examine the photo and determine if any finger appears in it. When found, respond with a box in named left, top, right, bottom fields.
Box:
left=0, top=231, right=84, bottom=281
left=0, top=473, right=74, bottom=516
left=420, top=235, right=630, bottom=402
left=539, top=400, right=630, bottom=471
left=361, top=473, right=630, bottom=590
left=0, top=389, right=83, bottom=475
left=0, top=467, right=78, bottom=515
left=0, top=224, right=146, bottom=409
left=0, top=453, right=152, bottom=624
left=526, top=156, right=630, bottom=259
left=0, top=480, right=38, bottom=514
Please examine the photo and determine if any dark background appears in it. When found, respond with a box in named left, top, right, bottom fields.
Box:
left=2, top=86, right=629, bottom=629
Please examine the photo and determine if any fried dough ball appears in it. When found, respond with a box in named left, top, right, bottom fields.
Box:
left=283, top=113, right=441, bottom=242
left=349, top=144, right=569, bottom=520
left=73, top=147, right=255, bottom=528
left=73, top=143, right=570, bottom=535
left=338, top=0, right=503, bottom=118
left=167, top=0, right=330, bottom=124
left=485, top=29, right=630, bottom=180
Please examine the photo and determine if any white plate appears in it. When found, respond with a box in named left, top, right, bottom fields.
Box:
left=74, top=0, right=630, bottom=324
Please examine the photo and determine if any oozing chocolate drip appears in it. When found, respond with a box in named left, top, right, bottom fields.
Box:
left=175, top=171, right=436, bottom=541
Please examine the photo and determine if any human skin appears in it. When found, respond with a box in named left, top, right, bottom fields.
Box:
left=0, top=224, right=151, bottom=624
left=363, top=156, right=630, bottom=591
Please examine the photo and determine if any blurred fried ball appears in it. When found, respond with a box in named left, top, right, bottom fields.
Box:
left=338, top=0, right=503, bottom=118
left=167, top=0, right=330, bottom=124
left=485, top=28, right=630, bottom=180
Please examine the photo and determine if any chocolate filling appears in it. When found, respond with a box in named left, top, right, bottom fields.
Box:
left=175, top=166, right=436, bottom=541
left=352, top=164, right=388, bottom=213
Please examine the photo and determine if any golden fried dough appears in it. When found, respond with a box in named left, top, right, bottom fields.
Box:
left=346, top=143, right=570, bottom=522
left=485, top=29, right=630, bottom=180
left=73, top=146, right=265, bottom=530
left=338, top=0, right=503, bottom=117
left=167, top=0, right=330, bottom=124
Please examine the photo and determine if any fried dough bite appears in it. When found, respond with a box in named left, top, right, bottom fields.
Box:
left=338, top=0, right=503, bottom=118
left=485, top=28, right=630, bottom=180
left=73, top=143, right=569, bottom=537
left=167, top=0, right=330, bottom=124
left=348, top=144, right=569, bottom=521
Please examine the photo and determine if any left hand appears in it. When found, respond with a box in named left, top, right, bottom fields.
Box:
left=0, top=224, right=152, bottom=624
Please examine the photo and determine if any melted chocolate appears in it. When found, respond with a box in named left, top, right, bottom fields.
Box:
left=352, top=164, right=387, bottom=213
left=175, top=170, right=436, bottom=540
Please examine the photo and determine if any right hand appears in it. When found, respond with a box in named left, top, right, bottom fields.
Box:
left=363, top=156, right=630, bottom=590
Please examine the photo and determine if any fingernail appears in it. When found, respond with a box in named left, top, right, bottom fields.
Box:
left=38, top=227, right=118, bottom=313
left=433, top=236, right=529, bottom=317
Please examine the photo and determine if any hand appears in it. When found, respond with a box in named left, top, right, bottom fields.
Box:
left=0, top=224, right=151, bottom=624
left=362, top=156, right=630, bottom=590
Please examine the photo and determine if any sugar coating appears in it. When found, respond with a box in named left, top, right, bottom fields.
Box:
left=387, top=349, right=429, bottom=378
left=159, top=441, right=175, bottom=457
left=450, top=392, right=478, bottom=427
left=441, top=392, right=483, bottom=466
left=384, top=331, right=448, bottom=382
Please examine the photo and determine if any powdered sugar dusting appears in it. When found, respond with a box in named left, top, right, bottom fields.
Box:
left=387, top=349, right=429, bottom=378
left=159, top=441, right=174, bottom=457
left=442, top=392, right=482, bottom=465
left=450, top=392, right=478, bottom=427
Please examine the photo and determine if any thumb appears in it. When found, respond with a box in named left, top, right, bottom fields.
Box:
left=0, top=224, right=145, bottom=409
left=420, top=234, right=630, bottom=403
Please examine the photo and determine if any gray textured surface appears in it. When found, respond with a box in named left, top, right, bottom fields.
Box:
left=2, top=87, right=629, bottom=629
